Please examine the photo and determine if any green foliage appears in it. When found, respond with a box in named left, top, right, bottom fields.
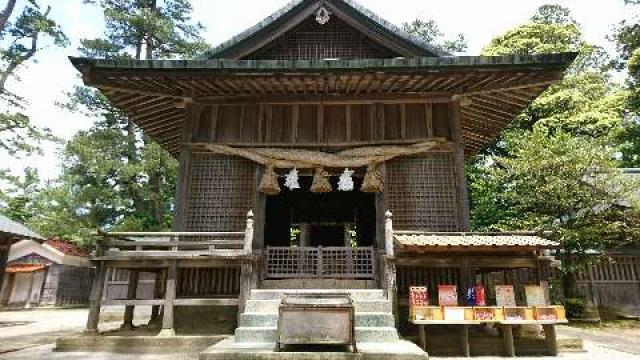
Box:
left=564, top=298, right=587, bottom=319
left=0, top=1, right=66, bottom=157
left=611, top=1, right=640, bottom=168
left=37, top=0, right=208, bottom=241
left=0, top=167, right=40, bottom=224
left=469, top=4, right=640, bottom=282
left=81, top=0, right=208, bottom=59
left=402, top=18, right=467, bottom=54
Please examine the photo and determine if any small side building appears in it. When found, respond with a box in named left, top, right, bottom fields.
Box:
left=0, top=238, right=93, bottom=308
left=0, top=215, right=44, bottom=302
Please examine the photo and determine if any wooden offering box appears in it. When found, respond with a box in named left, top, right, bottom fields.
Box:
left=534, top=306, right=566, bottom=321
left=411, top=306, right=443, bottom=321
left=504, top=307, right=534, bottom=321
left=444, top=307, right=474, bottom=321
left=473, top=307, right=504, bottom=321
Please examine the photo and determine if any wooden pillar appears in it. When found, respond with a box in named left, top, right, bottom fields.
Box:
left=460, top=324, right=470, bottom=357
left=160, top=261, right=177, bottom=336
left=238, top=260, right=257, bottom=325
left=172, top=102, right=195, bottom=232
left=149, top=270, right=165, bottom=327
left=239, top=211, right=257, bottom=324
left=86, top=261, right=107, bottom=334
left=375, top=164, right=387, bottom=250
left=543, top=324, right=558, bottom=356
left=384, top=211, right=398, bottom=324
left=450, top=98, right=471, bottom=231
left=254, top=167, right=266, bottom=251
left=501, top=324, right=516, bottom=357
left=460, top=257, right=471, bottom=305
left=418, top=324, right=427, bottom=350
left=122, top=270, right=139, bottom=329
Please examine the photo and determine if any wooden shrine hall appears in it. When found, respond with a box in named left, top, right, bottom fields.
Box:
left=69, top=0, right=576, bottom=357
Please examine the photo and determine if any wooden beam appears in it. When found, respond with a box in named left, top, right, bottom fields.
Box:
left=458, top=79, right=558, bottom=97
left=173, top=298, right=239, bottom=306
left=194, top=93, right=453, bottom=105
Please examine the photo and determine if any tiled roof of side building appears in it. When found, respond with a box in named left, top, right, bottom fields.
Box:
left=44, top=238, right=89, bottom=257
left=394, top=234, right=559, bottom=248
left=0, top=214, right=44, bottom=241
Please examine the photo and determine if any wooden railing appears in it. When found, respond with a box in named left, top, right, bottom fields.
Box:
left=94, top=211, right=255, bottom=259
left=263, top=246, right=376, bottom=279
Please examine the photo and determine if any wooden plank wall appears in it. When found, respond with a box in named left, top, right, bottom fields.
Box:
left=191, top=103, right=451, bottom=145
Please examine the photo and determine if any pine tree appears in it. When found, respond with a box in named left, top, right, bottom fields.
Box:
left=56, top=0, right=208, bottom=234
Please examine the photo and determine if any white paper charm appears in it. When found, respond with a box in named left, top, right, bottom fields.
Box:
left=338, top=168, right=355, bottom=191
left=284, top=168, right=300, bottom=190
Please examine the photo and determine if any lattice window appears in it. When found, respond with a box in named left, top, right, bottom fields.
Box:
left=186, top=154, right=256, bottom=232
left=386, top=153, right=460, bottom=231
left=321, top=247, right=375, bottom=279
left=246, top=15, right=399, bottom=60
left=264, top=247, right=319, bottom=278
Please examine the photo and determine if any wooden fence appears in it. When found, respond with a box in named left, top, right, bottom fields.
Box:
left=574, top=255, right=640, bottom=319
left=263, top=246, right=376, bottom=279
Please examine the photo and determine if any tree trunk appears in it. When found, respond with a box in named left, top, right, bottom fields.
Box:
left=0, top=0, right=17, bottom=32
left=0, top=7, right=45, bottom=93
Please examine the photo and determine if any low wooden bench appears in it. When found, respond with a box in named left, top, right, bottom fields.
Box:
left=411, top=319, right=568, bottom=357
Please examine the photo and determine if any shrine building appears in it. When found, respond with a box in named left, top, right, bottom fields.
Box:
left=69, top=0, right=576, bottom=357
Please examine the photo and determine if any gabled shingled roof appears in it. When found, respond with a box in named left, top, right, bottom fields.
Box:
left=201, top=0, right=451, bottom=60
left=0, top=215, right=44, bottom=241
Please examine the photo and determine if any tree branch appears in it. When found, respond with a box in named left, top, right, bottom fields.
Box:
left=0, top=0, right=17, bottom=32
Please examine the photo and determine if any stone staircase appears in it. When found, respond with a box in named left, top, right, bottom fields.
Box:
left=234, top=289, right=400, bottom=344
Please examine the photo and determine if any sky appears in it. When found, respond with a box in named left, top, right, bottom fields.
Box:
left=1, top=0, right=634, bottom=182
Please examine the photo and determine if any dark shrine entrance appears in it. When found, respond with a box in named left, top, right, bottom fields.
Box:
left=264, top=176, right=376, bottom=248
left=263, top=175, right=378, bottom=280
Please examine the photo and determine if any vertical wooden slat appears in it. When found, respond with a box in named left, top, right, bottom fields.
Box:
left=345, top=104, right=352, bottom=141
left=209, top=105, right=219, bottom=142
left=317, top=104, right=324, bottom=143
left=425, top=103, right=434, bottom=138
left=265, top=105, right=273, bottom=142
left=291, top=104, right=299, bottom=143
left=257, top=104, right=264, bottom=142
left=400, top=103, right=407, bottom=139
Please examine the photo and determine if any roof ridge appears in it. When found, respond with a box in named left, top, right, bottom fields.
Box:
left=200, top=0, right=451, bottom=60
left=0, top=214, right=44, bottom=241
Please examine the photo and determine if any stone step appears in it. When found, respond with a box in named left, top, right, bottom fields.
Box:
left=240, top=312, right=395, bottom=328
left=244, top=299, right=391, bottom=314
left=250, top=289, right=385, bottom=301
left=234, top=326, right=399, bottom=344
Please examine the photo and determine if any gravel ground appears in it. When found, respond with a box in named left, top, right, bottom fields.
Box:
left=1, top=308, right=640, bottom=360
